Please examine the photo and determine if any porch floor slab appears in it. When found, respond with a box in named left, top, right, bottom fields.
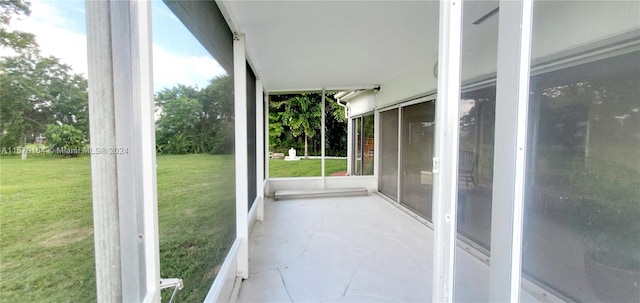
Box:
left=237, top=195, right=541, bottom=302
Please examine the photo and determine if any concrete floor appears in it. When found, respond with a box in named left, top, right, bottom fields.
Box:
left=237, top=195, right=541, bottom=303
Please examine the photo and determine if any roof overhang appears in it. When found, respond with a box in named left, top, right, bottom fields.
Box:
left=217, top=0, right=439, bottom=93
left=166, top=1, right=502, bottom=94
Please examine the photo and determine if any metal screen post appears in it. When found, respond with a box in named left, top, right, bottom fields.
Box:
left=321, top=89, right=326, bottom=186
left=489, top=0, right=534, bottom=301
left=86, top=0, right=160, bottom=301
left=256, top=80, right=265, bottom=221
left=432, top=0, right=462, bottom=302
left=233, top=33, right=249, bottom=279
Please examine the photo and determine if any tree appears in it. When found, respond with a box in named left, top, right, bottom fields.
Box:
left=199, top=75, right=234, bottom=154
left=0, top=0, right=37, bottom=54
left=271, top=94, right=322, bottom=158
left=269, top=92, right=347, bottom=157
left=44, top=123, right=85, bottom=156
left=0, top=0, right=89, bottom=149
left=154, top=76, right=235, bottom=155
left=155, top=95, right=203, bottom=154
left=0, top=54, right=88, bottom=148
left=324, top=95, right=347, bottom=156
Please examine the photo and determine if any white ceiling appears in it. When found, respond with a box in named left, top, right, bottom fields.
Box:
left=217, top=1, right=500, bottom=93
left=219, top=1, right=440, bottom=93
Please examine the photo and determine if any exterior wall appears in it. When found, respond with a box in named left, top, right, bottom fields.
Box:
left=531, top=1, right=639, bottom=59
left=347, top=1, right=639, bottom=112
left=348, top=91, right=376, bottom=117
left=374, top=62, right=436, bottom=108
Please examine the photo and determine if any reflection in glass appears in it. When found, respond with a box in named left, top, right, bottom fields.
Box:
left=400, top=102, right=435, bottom=219
left=153, top=2, right=236, bottom=301
left=457, top=87, right=495, bottom=250
left=523, top=51, right=640, bottom=302
left=379, top=109, right=399, bottom=199
left=363, top=114, right=375, bottom=175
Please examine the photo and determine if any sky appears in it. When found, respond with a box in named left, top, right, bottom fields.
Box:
left=4, top=0, right=227, bottom=92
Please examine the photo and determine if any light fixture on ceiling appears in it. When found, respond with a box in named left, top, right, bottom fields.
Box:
left=373, top=86, right=381, bottom=94
left=433, top=61, right=438, bottom=78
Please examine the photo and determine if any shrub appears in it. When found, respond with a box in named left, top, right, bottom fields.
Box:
left=44, top=124, right=85, bottom=156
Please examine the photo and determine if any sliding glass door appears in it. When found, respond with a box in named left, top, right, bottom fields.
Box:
left=379, top=109, right=399, bottom=199
left=400, top=102, right=436, bottom=219
left=378, top=101, right=436, bottom=220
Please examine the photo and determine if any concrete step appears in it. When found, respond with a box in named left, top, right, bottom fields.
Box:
left=274, top=188, right=368, bottom=200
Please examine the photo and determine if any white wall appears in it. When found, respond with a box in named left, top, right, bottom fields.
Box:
left=347, top=1, right=639, bottom=112
left=348, top=91, right=376, bottom=117
left=531, top=1, right=639, bottom=59
left=375, top=61, right=437, bottom=108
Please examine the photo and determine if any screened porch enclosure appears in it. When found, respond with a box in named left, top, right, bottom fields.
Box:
left=84, top=0, right=639, bottom=302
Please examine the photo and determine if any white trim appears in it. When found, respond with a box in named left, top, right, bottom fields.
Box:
left=256, top=80, right=265, bottom=221
left=489, top=0, right=534, bottom=301
left=265, top=93, right=270, bottom=187
left=431, top=0, right=462, bottom=302
left=233, top=33, right=249, bottom=279
left=203, top=239, right=241, bottom=303
left=348, top=111, right=375, bottom=119
left=134, top=1, right=161, bottom=301
left=377, top=94, right=437, bottom=113
left=248, top=196, right=260, bottom=234
left=373, top=110, right=380, bottom=191
left=346, top=117, right=353, bottom=175
left=321, top=89, right=326, bottom=186
left=396, top=108, right=402, bottom=202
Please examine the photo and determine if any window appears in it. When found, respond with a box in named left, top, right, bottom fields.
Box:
left=400, top=102, right=436, bottom=219
left=351, top=114, right=374, bottom=175
left=379, top=109, right=399, bottom=199
left=457, top=86, right=496, bottom=250
left=522, top=51, right=640, bottom=302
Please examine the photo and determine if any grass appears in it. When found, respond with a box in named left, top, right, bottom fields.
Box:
left=155, top=154, right=235, bottom=303
left=269, top=158, right=347, bottom=177
left=0, top=153, right=235, bottom=303
left=0, top=153, right=341, bottom=302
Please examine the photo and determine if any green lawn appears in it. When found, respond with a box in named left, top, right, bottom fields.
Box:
left=0, top=154, right=343, bottom=302
left=0, top=153, right=235, bottom=303
left=269, top=158, right=347, bottom=177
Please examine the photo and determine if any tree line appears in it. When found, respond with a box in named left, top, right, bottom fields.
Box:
left=269, top=93, right=347, bottom=158
left=1, top=0, right=348, bottom=157
left=1, top=0, right=89, bottom=152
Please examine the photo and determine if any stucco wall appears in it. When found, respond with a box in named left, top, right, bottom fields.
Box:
left=348, top=1, right=639, bottom=111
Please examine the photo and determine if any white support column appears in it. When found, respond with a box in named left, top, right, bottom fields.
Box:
left=346, top=115, right=353, bottom=175
left=432, top=0, right=462, bottom=302
left=396, top=109, right=402, bottom=202
left=86, top=2, right=122, bottom=300
left=265, top=93, right=270, bottom=189
left=256, top=80, right=265, bottom=221
left=373, top=110, right=380, bottom=190
left=489, top=0, right=533, bottom=302
left=233, top=33, right=249, bottom=279
left=86, top=1, right=159, bottom=302
left=321, top=89, right=326, bottom=186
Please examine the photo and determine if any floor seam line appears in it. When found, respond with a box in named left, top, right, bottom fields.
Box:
left=276, top=266, right=294, bottom=303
